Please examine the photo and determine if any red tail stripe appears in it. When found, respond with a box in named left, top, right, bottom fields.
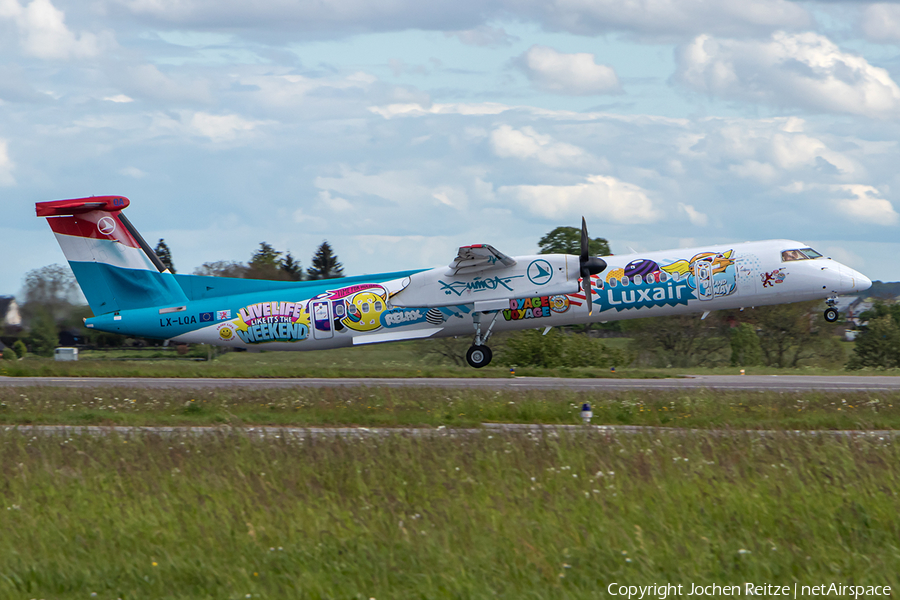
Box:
left=48, top=214, right=142, bottom=249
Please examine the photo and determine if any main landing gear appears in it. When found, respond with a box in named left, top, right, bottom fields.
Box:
left=466, top=311, right=499, bottom=368
left=824, top=297, right=839, bottom=323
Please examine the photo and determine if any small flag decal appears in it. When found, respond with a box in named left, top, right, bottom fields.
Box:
left=200, top=312, right=214, bottom=322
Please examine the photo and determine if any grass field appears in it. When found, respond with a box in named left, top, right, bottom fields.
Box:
left=1, top=428, right=897, bottom=599
left=5, top=338, right=898, bottom=378
left=0, top=340, right=671, bottom=379
left=2, top=386, right=900, bottom=430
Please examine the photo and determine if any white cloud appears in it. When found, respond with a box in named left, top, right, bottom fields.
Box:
left=675, top=32, right=900, bottom=118
left=518, top=0, right=810, bottom=38
left=2, top=0, right=102, bottom=59
left=369, top=102, right=511, bottom=119
left=108, top=0, right=809, bottom=39
left=317, top=190, right=352, bottom=212
left=119, top=166, right=146, bottom=178
left=678, top=202, right=708, bottom=226
left=683, top=117, right=860, bottom=183
left=861, top=4, right=900, bottom=43
left=446, top=25, right=516, bottom=47
left=499, top=175, right=659, bottom=224
left=833, top=184, right=899, bottom=226
left=104, top=94, right=134, bottom=103
left=489, top=125, right=587, bottom=167
left=117, top=64, right=212, bottom=104
left=186, top=112, right=264, bottom=142
left=516, top=45, right=621, bottom=96
left=238, top=71, right=378, bottom=108
left=0, top=139, right=15, bottom=186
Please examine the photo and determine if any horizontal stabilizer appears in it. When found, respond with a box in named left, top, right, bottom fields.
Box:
left=36, top=196, right=129, bottom=216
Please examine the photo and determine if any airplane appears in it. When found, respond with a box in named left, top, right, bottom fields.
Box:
left=36, top=196, right=872, bottom=368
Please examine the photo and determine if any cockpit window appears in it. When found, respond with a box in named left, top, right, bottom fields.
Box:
left=782, top=248, right=823, bottom=261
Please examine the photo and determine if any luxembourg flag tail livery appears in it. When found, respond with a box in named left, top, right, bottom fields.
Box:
left=37, top=196, right=188, bottom=314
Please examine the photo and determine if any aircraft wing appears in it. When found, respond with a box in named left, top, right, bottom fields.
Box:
left=446, top=244, right=517, bottom=276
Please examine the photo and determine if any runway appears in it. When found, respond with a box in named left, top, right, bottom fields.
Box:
left=2, top=375, right=900, bottom=391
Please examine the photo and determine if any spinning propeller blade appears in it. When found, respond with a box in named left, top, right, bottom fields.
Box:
left=579, top=217, right=607, bottom=316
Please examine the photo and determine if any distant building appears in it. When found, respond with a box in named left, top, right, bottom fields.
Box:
left=834, top=295, right=872, bottom=328
left=0, top=297, right=21, bottom=328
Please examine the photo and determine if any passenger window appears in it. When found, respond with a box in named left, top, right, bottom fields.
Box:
left=374, top=301, right=383, bottom=311
left=362, top=303, right=370, bottom=313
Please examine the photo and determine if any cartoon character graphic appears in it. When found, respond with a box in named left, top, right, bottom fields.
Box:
left=343, top=290, right=388, bottom=332
left=661, top=250, right=737, bottom=299
left=624, top=259, right=664, bottom=284
left=761, top=269, right=786, bottom=288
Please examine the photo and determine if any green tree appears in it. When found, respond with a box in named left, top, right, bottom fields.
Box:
left=22, top=264, right=78, bottom=322
left=848, top=315, right=900, bottom=369
left=847, top=301, right=900, bottom=369
left=307, top=241, right=344, bottom=280
left=280, top=252, right=303, bottom=281
left=247, top=242, right=285, bottom=280
left=729, top=322, right=762, bottom=366
left=27, top=309, right=58, bottom=357
left=12, top=340, right=27, bottom=359
left=154, top=239, right=176, bottom=273
left=193, top=261, right=249, bottom=278
left=622, top=314, right=729, bottom=368
left=501, top=329, right=564, bottom=368
left=538, top=226, right=610, bottom=256
left=750, top=301, right=841, bottom=368
left=500, top=329, right=627, bottom=368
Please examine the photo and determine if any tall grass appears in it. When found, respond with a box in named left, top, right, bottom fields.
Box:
left=2, top=386, right=900, bottom=429
left=0, top=430, right=897, bottom=598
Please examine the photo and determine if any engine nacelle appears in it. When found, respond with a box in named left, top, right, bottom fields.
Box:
left=391, top=254, right=579, bottom=308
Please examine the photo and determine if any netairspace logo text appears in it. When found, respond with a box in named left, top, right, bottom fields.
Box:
left=607, top=582, right=892, bottom=599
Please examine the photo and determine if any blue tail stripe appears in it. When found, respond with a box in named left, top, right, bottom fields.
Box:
left=70, top=261, right=188, bottom=314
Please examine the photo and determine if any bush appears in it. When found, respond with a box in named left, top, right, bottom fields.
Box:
left=501, top=329, right=626, bottom=368
left=12, top=340, right=27, bottom=359
left=2, top=348, right=16, bottom=361
left=27, top=310, right=58, bottom=357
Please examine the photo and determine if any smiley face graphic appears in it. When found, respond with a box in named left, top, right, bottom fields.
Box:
left=343, top=291, right=387, bottom=332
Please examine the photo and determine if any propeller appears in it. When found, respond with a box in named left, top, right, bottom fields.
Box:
left=580, top=217, right=607, bottom=315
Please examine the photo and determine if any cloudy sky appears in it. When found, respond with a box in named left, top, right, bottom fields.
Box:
left=4, top=0, right=900, bottom=298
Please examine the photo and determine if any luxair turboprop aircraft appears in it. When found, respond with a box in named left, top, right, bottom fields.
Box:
left=37, top=196, right=872, bottom=368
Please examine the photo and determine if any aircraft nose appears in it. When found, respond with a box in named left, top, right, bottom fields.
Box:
left=838, top=264, right=872, bottom=294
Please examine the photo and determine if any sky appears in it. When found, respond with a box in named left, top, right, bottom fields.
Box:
left=5, top=0, right=900, bottom=298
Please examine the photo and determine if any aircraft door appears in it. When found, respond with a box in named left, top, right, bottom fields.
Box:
left=694, top=260, right=713, bottom=301
left=311, top=300, right=333, bottom=339
left=735, top=255, right=759, bottom=297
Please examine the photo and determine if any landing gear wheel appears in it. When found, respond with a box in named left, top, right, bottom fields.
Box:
left=466, top=345, right=493, bottom=368
left=824, top=307, right=839, bottom=323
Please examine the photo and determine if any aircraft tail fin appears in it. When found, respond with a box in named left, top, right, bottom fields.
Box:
left=36, top=196, right=189, bottom=315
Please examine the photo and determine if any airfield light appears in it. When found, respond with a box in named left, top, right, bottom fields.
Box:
left=581, top=403, right=592, bottom=425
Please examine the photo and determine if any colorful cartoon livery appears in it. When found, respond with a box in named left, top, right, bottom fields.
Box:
left=37, top=196, right=871, bottom=367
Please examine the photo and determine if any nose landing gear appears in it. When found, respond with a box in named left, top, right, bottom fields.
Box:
left=824, top=297, right=839, bottom=323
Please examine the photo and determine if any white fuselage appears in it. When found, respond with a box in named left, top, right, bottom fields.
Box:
left=165, top=239, right=871, bottom=351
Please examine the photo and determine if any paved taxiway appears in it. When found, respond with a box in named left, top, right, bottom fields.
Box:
left=3, top=375, right=900, bottom=391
